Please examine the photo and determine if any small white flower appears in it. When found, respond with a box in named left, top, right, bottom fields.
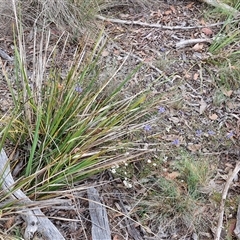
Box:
left=147, top=159, right=151, bottom=163
left=124, top=162, right=128, bottom=166
left=111, top=168, right=116, bottom=174
left=123, top=180, right=132, bottom=188
left=124, top=171, right=127, bottom=175
left=163, top=157, right=168, bottom=162
left=153, top=163, right=157, bottom=166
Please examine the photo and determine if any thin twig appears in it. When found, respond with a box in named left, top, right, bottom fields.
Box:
left=176, top=38, right=213, bottom=49
left=96, top=14, right=226, bottom=30
left=215, top=162, right=240, bottom=240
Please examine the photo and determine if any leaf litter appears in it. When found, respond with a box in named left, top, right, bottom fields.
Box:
left=0, top=0, right=240, bottom=239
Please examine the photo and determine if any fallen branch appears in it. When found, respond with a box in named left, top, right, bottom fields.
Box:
left=215, top=162, right=240, bottom=240
left=0, top=149, right=65, bottom=240
left=87, top=187, right=111, bottom=240
left=96, top=15, right=226, bottom=30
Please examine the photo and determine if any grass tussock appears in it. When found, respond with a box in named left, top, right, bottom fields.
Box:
left=0, top=4, right=166, bottom=198
left=203, top=1, right=240, bottom=89
left=135, top=153, right=213, bottom=234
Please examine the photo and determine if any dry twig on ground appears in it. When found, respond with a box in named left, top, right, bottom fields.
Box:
left=96, top=15, right=226, bottom=30
left=215, top=162, right=240, bottom=240
left=176, top=38, right=213, bottom=49
left=0, top=149, right=66, bottom=240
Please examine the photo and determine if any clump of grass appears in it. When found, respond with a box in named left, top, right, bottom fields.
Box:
left=136, top=153, right=213, bottom=234
left=0, top=6, right=166, bottom=200
left=204, top=1, right=240, bottom=88
left=20, top=0, right=97, bottom=35
left=175, top=154, right=210, bottom=196
left=202, top=3, right=240, bottom=89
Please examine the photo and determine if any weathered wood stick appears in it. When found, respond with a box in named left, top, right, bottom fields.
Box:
left=0, top=149, right=65, bottom=240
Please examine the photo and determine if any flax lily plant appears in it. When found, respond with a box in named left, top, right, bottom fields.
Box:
left=0, top=25, right=165, bottom=198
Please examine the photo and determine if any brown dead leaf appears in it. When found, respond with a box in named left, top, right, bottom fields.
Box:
left=227, top=219, right=236, bottom=239
left=199, top=18, right=206, bottom=25
left=202, top=27, right=213, bottom=36
left=114, top=50, right=120, bottom=55
left=221, top=88, right=233, bottom=97
left=185, top=72, right=191, bottom=79
left=5, top=216, right=15, bottom=229
left=170, top=5, right=177, bottom=14
left=225, top=163, right=234, bottom=169
left=186, top=2, right=194, bottom=9
left=101, top=50, right=109, bottom=57
left=164, top=10, right=172, bottom=15
left=226, top=101, right=235, bottom=109
left=187, top=143, right=202, bottom=152
left=192, top=43, right=204, bottom=51
left=199, top=98, right=207, bottom=114
left=166, top=171, right=180, bottom=180
left=144, top=56, right=154, bottom=63
left=113, top=235, right=123, bottom=240
left=225, top=121, right=231, bottom=129
left=193, top=73, right=199, bottom=80
left=150, top=10, right=162, bottom=18
left=209, top=113, right=218, bottom=120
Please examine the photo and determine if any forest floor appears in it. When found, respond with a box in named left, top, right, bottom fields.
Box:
left=0, top=0, right=240, bottom=239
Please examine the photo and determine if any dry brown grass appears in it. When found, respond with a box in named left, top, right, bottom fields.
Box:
left=0, top=0, right=15, bottom=37
left=0, top=0, right=162, bottom=39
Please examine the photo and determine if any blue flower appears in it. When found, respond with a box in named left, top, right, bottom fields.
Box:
left=227, top=131, right=234, bottom=138
left=158, top=106, right=166, bottom=114
left=75, top=85, right=83, bottom=93
left=144, top=124, right=152, bottom=131
left=172, top=139, right=180, bottom=145
left=208, top=130, right=215, bottom=136
left=196, top=130, right=202, bottom=137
